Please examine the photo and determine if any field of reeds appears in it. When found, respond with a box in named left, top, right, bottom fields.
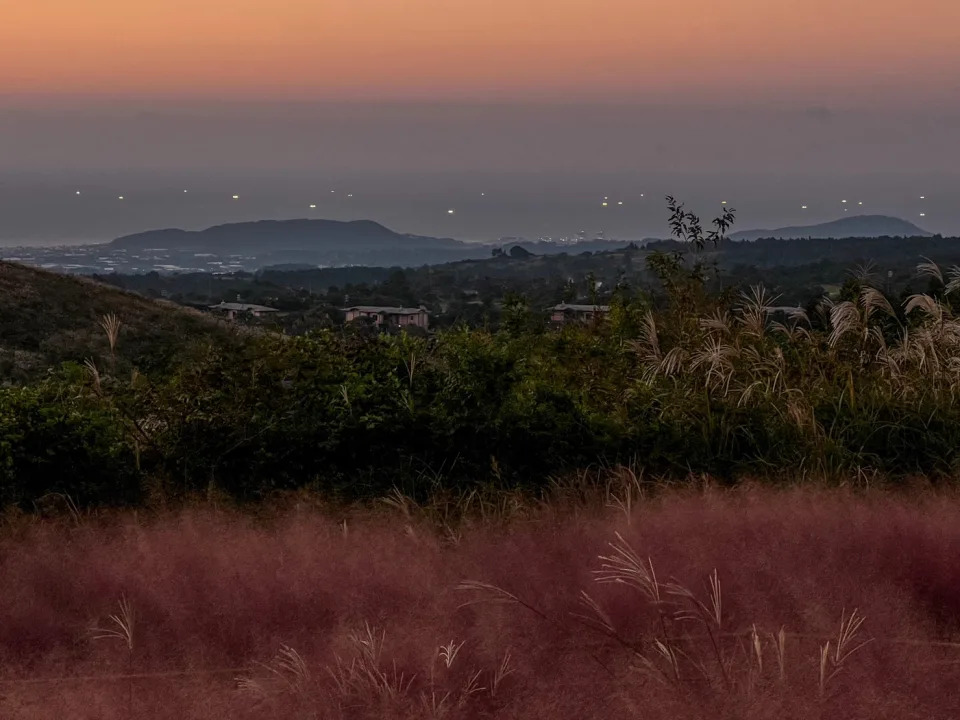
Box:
left=2, top=484, right=960, bottom=719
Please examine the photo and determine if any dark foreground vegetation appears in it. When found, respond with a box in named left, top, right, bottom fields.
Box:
left=1, top=487, right=960, bottom=719
left=8, top=235, right=960, bottom=507
left=4, top=201, right=960, bottom=509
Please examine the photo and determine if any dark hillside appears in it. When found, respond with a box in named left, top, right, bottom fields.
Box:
left=0, top=261, right=239, bottom=381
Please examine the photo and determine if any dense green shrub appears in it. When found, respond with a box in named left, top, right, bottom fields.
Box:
left=0, top=381, right=139, bottom=507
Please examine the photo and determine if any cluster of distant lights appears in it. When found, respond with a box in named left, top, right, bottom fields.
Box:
left=600, top=194, right=643, bottom=207
left=70, top=189, right=477, bottom=219
left=71, top=189, right=931, bottom=218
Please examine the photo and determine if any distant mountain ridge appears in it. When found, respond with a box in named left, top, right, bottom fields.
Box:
left=109, top=218, right=484, bottom=267
left=106, top=218, right=643, bottom=268
left=110, top=219, right=465, bottom=252
left=730, top=215, right=932, bottom=242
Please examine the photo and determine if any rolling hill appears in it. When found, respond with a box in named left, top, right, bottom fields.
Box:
left=0, top=261, right=239, bottom=382
left=106, top=219, right=640, bottom=268
left=108, top=219, right=484, bottom=266
left=730, top=215, right=932, bottom=242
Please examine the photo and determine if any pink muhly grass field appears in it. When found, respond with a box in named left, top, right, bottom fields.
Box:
left=1, top=488, right=960, bottom=719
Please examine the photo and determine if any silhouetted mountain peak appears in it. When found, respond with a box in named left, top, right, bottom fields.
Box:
left=730, top=215, right=932, bottom=242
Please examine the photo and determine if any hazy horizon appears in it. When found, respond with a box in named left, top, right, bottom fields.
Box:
left=2, top=0, right=958, bottom=245
left=1, top=100, right=957, bottom=246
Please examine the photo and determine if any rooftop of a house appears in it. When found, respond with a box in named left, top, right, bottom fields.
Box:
left=343, top=305, right=427, bottom=315
left=209, top=302, right=280, bottom=313
left=550, top=303, right=611, bottom=312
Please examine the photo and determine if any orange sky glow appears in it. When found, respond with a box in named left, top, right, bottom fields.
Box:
left=2, top=0, right=958, bottom=101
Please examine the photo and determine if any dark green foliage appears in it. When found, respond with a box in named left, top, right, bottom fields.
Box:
left=8, top=207, right=960, bottom=508
left=0, top=379, right=140, bottom=507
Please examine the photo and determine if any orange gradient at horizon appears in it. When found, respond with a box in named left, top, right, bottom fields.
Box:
left=2, top=0, right=958, bottom=99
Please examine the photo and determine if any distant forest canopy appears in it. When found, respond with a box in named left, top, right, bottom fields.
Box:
left=97, top=232, right=960, bottom=331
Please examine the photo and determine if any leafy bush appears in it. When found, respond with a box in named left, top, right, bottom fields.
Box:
left=0, top=380, right=139, bottom=507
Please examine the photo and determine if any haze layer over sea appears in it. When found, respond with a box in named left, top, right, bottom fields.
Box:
left=0, top=170, right=954, bottom=247
left=3, top=99, right=958, bottom=245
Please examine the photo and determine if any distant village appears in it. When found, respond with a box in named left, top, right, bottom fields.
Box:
left=207, top=300, right=612, bottom=329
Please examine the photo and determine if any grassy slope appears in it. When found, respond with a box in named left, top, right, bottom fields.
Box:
left=0, top=261, right=238, bottom=380
left=1, top=488, right=958, bottom=719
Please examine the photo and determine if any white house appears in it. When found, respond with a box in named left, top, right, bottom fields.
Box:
left=549, top=303, right=610, bottom=324
left=209, top=301, right=281, bottom=320
left=342, top=305, right=430, bottom=329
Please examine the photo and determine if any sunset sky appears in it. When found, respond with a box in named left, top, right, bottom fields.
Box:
left=1, top=1, right=958, bottom=242
left=2, top=0, right=959, bottom=102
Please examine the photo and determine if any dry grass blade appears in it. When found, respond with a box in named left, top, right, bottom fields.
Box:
left=327, top=624, right=415, bottom=702
left=708, top=570, right=722, bottom=628
left=772, top=627, right=787, bottom=682
left=904, top=293, right=943, bottom=322
left=665, top=570, right=722, bottom=630
left=833, top=608, right=871, bottom=666
left=945, top=265, right=960, bottom=295
left=666, top=571, right=730, bottom=687
left=573, top=590, right=617, bottom=636
left=456, top=580, right=550, bottom=621
left=636, top=640, right=682, bottom=685
left=99, top=313, right=122, bottom=356
left=83, top=358, right=102, bottom=396
left=438, top=640, right=464, bottom=669
left=237, top=644, right=311, bottom=700
left=750, top=624, right=763, bottom=673
left=859, top=286, right=896, bottom=321
left=90, top=595, right=135, bottom=650
left=828, top=300, right=862, bottom=347
left=270, top=645, right=310, bottom=691
left=235, top=675, right=270, bottom=700
left=916, top=257, right=944, bottom=284
left=633, top=310, right=662, bottom=363
left=460, top=667, right=485, bottom=701
left=818, top=608, right=871, bottom=698
left=699, top=309, right=732, bottom=336
left=456, top=580, right=520, bottom=607
left=594, top=532, right=662, bottom=605
left=380, top=487, right=415, bottom=518
left=491, top=650, right=514, bottom=697
left=818, top=641, right=831, bottom=698
left=738, top=284, right=778, bottom=337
